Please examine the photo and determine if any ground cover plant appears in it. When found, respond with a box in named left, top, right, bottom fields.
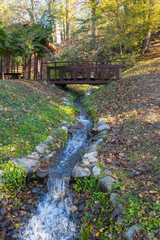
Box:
left=0, top=80, right=79, bottom=197
left=0, top=80, right=78, bottom=163
left=78, top=41, right=160, bottom=239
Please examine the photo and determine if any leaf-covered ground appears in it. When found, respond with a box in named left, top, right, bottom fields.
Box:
left=0, top=80, right=77, bottom=163
left=81, top=44, right=160, bottom=239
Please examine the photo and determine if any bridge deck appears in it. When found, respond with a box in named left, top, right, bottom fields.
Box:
left=47, top=61, right=121, bottom=85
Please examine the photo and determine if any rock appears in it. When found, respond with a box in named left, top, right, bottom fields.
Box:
left=32, top=187, right=38, bottom=193
left=83, top=151, right=98, bottom=159
left=147, top=232, right=155, bottom=239
left=97, top=130, right=108, bottom=136
left=94, top=139, right=103, bottom=146
left=85, top=139, right=103, bottom=153
left=34, top=145, right=46, bottom=154
left=47, top=135, right=55, bottom=142
left=51, top=130, right=58, bottom=137
left=12, top=158, right=39, bottom=174
left=62, top=121, right=71, bottom=128
left=110, top=193, right=120, bottom=206
left=1, top=207, right=7, bottom=215
left=39, top=143, right=49, bottom=148
left=26, top=152, right=40, bottom=161
left=82, top=156, right=98, bottom=164
left=78, top=204, right=85, bottom=211
left=85, top=144, right=98, bottom=153
left=62, top=120, right=68, bottom=125
left=39, top=156, right=46, bottom=164
left=69, top=205, right=78, bottom=212
left=73, top=199, right=79, bottom=205
left=103, top=169, right=112, bottom=176
left=91, top=127, right=98, bottom=134
left=117, top=217, right=123, bottom=225
left=100, top=176, right=115, bottom=192
left=92, top=166, right=101, bottom=176
left=62, top=126, right=68, bottom=132
left=71, top=165, right=91, bottom=178
left=36, top=170, right=47, bottom=178
left=97, top=120, right=106, bottom=126
left=43, top=140, right=52, bottom=147
left=125, top=225, right=142, bottom=240
left=97, top=124, right=110, bottom=132
left=110, top=205, right=123, bottom=218
left=11, top=233, right=19, bottom=239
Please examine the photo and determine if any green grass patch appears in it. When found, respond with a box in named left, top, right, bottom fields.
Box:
left=0, top=80, right=78, bottom=163
left=74, top=176, right=160, bottom=239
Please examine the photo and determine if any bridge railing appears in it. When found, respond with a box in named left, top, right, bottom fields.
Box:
left=46, top=61, right=122, bottom=84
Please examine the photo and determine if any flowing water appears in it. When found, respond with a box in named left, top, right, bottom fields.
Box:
left=20, top=100, right=92, bottom=240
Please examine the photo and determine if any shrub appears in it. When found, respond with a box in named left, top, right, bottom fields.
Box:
left=2, top=161, right=26, bottom=191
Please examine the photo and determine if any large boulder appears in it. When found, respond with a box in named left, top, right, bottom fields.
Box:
left=100, top=176, right=115, bottom=192
left=71, top=165, right=91, bottom=178
left=12, top=158, right=39, bottom=174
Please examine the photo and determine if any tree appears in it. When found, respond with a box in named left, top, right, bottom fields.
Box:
left=0, top=23, right=11, bottom=80
left=9, top=20, right=52, bottom=79
left=97, top=0, right=160, bottom=56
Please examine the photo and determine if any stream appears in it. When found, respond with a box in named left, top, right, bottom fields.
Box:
left=19, top=100, right=92, bottom=240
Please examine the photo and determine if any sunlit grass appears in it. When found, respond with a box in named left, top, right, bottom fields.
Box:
left=0, top=80, right=77, bottom=162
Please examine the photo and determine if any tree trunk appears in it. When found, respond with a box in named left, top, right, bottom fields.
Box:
left=66, top=0, right=69, bottom=40
left=142, top=29, right=151, bottom=54
left=23, top=59, right=27, bottom=79
left=91, top=2, right=96, bottom=39
left=120, top=44, right=123, bottom=56
left=30, top=0, right=35, bottom=23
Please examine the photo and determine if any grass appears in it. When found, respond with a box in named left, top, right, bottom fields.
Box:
left=0, top=80, right=78, bottom=163
left=77, top=41, right=160, bottom=239
left=67, top=84, right=100, bottom=96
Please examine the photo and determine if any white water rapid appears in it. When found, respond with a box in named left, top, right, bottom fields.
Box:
left=20, top=101, right=92, bottom=240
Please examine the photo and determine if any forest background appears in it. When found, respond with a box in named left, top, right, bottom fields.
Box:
left=0, top=0, right=160, bottom=69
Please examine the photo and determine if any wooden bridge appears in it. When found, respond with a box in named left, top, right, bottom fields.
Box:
left=47, top=61, right=122, bottom=85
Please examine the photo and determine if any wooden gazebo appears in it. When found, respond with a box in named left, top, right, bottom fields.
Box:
left=0, top=42, right=58, bottom=80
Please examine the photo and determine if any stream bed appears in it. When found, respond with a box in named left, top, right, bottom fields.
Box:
left=19, top=100, right=92, bottom=240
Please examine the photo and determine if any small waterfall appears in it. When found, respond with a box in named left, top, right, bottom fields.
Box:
left=20, top=100, right=92, bottom=240
left=20, top=179, right=75, bottom=240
